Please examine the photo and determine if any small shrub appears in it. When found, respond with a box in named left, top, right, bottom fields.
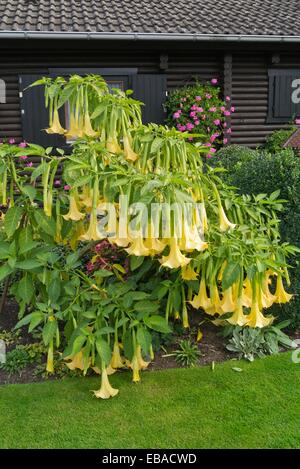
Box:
left=265, top=126, right=297, bottom=153
left=172, top=339, right=201, bottom=367
left=224, top=321, right=295, bottom=362
left=0, top=346, right=30, bottom=375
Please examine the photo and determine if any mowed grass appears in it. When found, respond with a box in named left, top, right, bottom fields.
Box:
left=0, top=352, right=299, bottom=449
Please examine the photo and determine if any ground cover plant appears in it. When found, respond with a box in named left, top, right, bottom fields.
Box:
left=0, top=75, right=297, bottom=399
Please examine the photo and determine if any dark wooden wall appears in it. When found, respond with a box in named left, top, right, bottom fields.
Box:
left=1, top=40, right=300, bottom=148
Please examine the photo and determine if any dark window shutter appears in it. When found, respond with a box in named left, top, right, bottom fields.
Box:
left=132, top=74, right=167, bottom=124
left=268, top=69, right=300, bottom=123
left=19, top=74, right=65, bottom=147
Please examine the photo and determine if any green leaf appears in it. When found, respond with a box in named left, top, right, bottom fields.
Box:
left=0, top=241, right=10, bottom=259
left=42, top=320, right=57, bottom=346
left=134, top=300, right=159, bottom=314
left=28, top=312, right=44, bottom=332
left=222, top=262, right=241, bottom=291
left=18, top=226, right=38, bottom=255
left=22, top=185, right=37, bottom=202
left=130, top=256, right=144, bottom=271
left=15, top=313, right=37, bottom=330
left=95, top=338, right=111, bottom=366
left=70, top=335, right=87, bottom=357
left=48, top=278, right=61, bottom=304
left=33, top=210, right=56, bottom=237
left=137, top=327, right=152, bottom=355
left=94, top=269, right=114, bottom=278
left=17, top=275, right=34, bottom=304
left=0, top=264, right=13, bottom=281
left=144, top=315, right=172, bottom=334
left=4, top=206, right=23, bottom=238
left=15, top=259, right=43, bottom=270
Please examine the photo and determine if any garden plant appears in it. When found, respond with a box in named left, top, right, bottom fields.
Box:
left=0, top=74, right=296, bottom=399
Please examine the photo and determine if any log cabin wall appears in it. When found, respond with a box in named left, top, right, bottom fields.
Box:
left=1, top=40, right=300, bottom=148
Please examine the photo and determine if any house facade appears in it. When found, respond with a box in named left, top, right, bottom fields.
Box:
left=1, top=0, right=300, bottom=148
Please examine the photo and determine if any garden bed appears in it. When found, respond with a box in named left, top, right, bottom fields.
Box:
left=0, top=300, right=232, bottom=385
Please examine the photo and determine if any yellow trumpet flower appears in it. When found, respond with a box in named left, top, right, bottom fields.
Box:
left=123, top=134, right=138, bottom=162
left=274, top=275, right=293, bottom=304
left=219, top=205, right=236, bottom=232
left=220, top=287, right=235, bottom=313
left=80, top=210, right=103, bottom=241
left=136, top=345, right=150, bottom=369
left=182, top=301, right=190, bottom=328
left=181, top=264, right=198, bottom=281
left=127, top=353, right=141, bottom=383
left=106, top=136, right=122, bottom=154
left=110, top=342, right=125, bottom=369
left=83, top=112, right=98, bottom=138
left=46, top=341, right=54, bottom=373
left=93, top=366, right=119, bottom=399
left=205, top=284, right=223, bottom=315
left=46, top=108, right=66, bottom=135
left=65, top=351, right=86, bottom=371
left=160, top=238, right=191, bottom=269
left=125, top=236, right=151, bottom=256
left=65, top=112, right=82, bottom=139
left=227, top=297, right=248, bottom=326
left=63, top=194, right=85, bottom=221
left=181, top=221, right=208, bottom=252
left=190, top=278, right=212, bottom=311
left=246, top=300, right=274, bottom=328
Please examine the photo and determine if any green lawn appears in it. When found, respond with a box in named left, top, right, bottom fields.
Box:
left=0, top=352, right=299, bottom=449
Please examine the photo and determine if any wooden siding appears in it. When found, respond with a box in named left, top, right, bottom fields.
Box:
left=231, top=52, right=300, bottom=148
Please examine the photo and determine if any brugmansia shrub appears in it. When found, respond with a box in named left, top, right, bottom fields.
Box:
left=165, top=79, right=234, bottom=156
left=0, top=75, right=296, bottom=399
left=209, top=146, right=300, bottom=328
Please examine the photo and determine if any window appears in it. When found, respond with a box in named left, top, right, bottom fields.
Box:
left=268, top=69, right=300, bottom=123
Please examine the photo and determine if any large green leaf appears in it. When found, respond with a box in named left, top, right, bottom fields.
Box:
left=17, top=275, right=34, bottom=304
left=42, top=320, right=57, bottom=345
left=4, top=206, right=23, bottom=238
left=134, top=300, right=159, bottom=314
left=48, top=277, right=61, bottom=304
left=222, top=262, right=241, bottom=291
left=15, top=259, right=43, bottom=270
left=95, top=338, right=112, bottom=366
left=144, top=315, right=172, bottom=334
left=0, top=264, right=13, bottom=282
left=33, top=210, right=56, bottom=237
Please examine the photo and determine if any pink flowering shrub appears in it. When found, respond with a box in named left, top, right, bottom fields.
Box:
left=165, top=80, right=234, bottom=157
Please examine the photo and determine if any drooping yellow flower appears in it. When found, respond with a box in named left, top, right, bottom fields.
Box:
left=217, top=261, right=227, bottom=282
left=181, top=220, right=208, bottom=252
left=160, top=238, right=191, bottom=269
left=125, top=236, right=151, bottom=256
left=226, top=297, right=248, bottom=326
left=182, top=300, right=190, bottom=328
left=65, top=112, right=82, bottom=139
left=63, top=194, right=85, bottom=221
left=136, top=345, right=150, bottom=369
left=127, top=353, right=141, bottom=383
left=79, top=210, right=103, bottom=241
left=110, top=342, right=125, bottom=369
left=46, top=341, right=54, bottom=373
left=181, top=264, right=198, bottom=281
left=82, top=112, right=98, bottom=138
left=123, top=134, right=138, bottom=162
left=46, top=108, right=66, bottom=135
left=246, top=300, right=274, bottom=328
left=205, top=284, right=223, bottom=315
left=274, top=275, right=293, bottom=304
left=65, top=351, right=86, bottom=371
left=106, top=136, right=122, bottom=154
left=220, top=287, right=235, bottom=313
left=92, top=367, right=119, bottom=399
left=219, top=205, right=236, bottom=232
left=190, top=278, right=212, bottom=311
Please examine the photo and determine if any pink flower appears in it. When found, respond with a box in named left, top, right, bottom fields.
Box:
left=205, top=94, right=212, bottom=99
left=19, top=155, right=28, bottom=160
left=8, top=138, right=15, bottom=144
left=186, top=122, right=194, bottom=131
left=188, top=137, right=193, bottom=142
left=214, top=119, right=221, bottom=126
left=182, top=97, right=187, bottom=102
left=190, top=105, right=197, bottom=111
left=54, top=179, right=61, bottom=186
left=210, top=133, right=219, bottom=143
left=173, top=112, right=181, bottom=119
left=224, top=111, right=231, bottom=116
left=211, top=78, right=218, bottom=85
left=226, top=128, right=232, bottom=134
left=223, top=138, right=228, bottom=144
left=230, top=106, right=235, bottom=113
left=197, top=107, right=204, bottom=113
left=19, top=141, right=27, bottom=148
left=209, top=107, right=217, bottom=112
left=209, top=148, right=217, bottom=154
left=190, top=111, right=196, bottom=118
left=224, top=122, right=227, bottom=128
left=296, top=119, right=300, bottom=125
left=204, top=142, right=212, bottom=147
left=225, top=96, right=231, bottom=102
left=64, top=185, right=71, bottom=191
left=194, top=120, right=200, bottom=125
left=26, top=162, right=33, bottom=167
left=195, top=96, right=202, bottom=101
left=220, top=106, right=226, bottom=112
